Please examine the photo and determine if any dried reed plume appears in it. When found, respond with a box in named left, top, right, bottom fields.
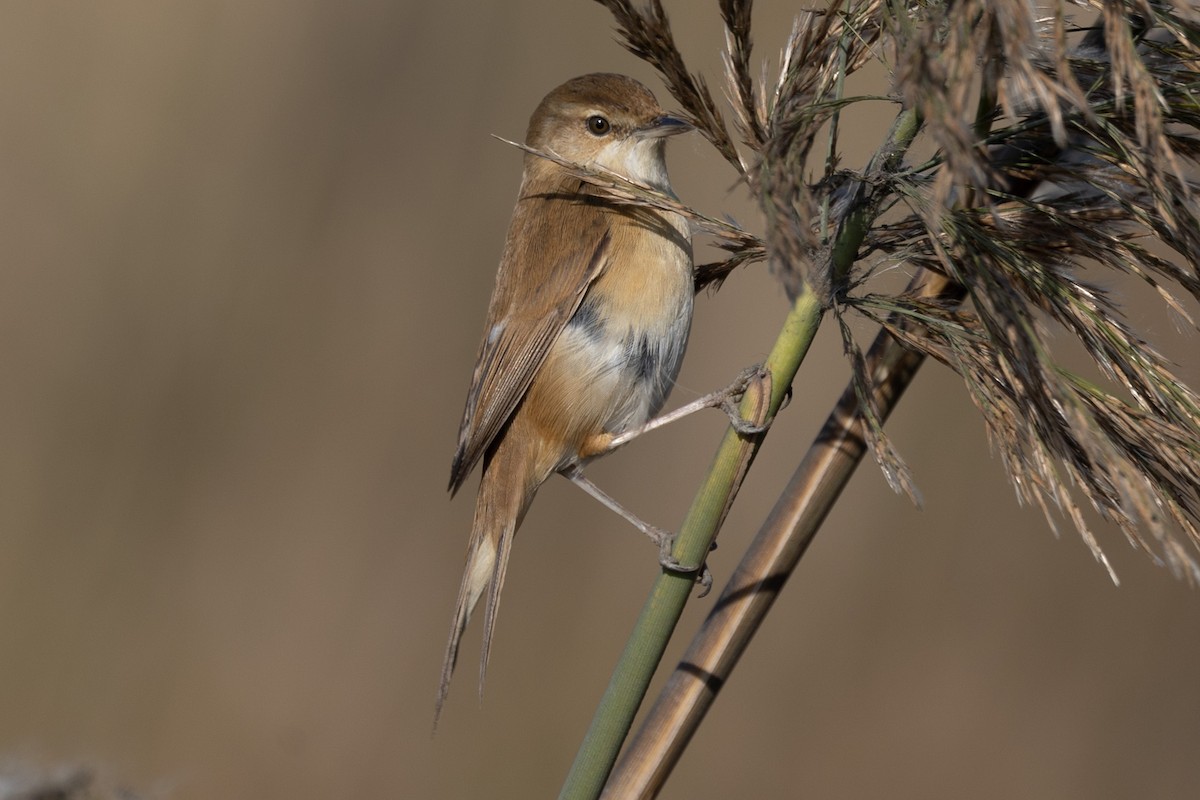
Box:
left=584, top=0, right=1200, bottom=585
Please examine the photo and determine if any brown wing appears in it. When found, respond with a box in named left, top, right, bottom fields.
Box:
left=448, top=181, right=612, bottom=494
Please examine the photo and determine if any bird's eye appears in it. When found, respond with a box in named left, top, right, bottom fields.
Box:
left=586, top=115, right=611, bottom=136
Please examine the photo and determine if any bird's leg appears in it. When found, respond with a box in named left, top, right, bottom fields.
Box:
left=560, top=465, right=712, bottom=595
left=599, top=364, right=771, bottom=454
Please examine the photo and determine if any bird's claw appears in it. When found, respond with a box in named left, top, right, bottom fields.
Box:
left=654, top=532, right=715, bottom=597
left=720, top=364, right=771, bottom=436
left=721, top=397, right=768, bottom=435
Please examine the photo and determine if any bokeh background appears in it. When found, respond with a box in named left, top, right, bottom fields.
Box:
left=2, top=2, right=1199, bottom=798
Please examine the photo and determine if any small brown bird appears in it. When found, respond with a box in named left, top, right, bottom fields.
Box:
left=438, top=73, right=697, bottom=719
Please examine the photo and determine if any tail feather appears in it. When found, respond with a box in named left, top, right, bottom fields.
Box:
left=434, top=447, right=538, bottom=728
left=434, top=525, right=497, bottom=727
left=478, top=513, right=518, bottom=699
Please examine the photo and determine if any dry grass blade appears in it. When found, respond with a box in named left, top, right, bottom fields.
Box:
left=492, top=135, right=766, bottom=291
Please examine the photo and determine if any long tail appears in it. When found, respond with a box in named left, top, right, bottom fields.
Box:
left=435, top=442, right=538, bottom=727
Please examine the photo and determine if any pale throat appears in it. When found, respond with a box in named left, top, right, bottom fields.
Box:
left=595, top=139, right=673, bottom=193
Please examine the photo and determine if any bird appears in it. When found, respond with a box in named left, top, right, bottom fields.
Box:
left=437, top=73, right=699, bottom=721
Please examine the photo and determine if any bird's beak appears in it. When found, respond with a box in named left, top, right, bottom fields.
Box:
left=639, top=114, right=693, bottom=139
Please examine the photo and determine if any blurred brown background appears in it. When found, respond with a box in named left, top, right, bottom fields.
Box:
left=2, top=2, right=1198, bottom=798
